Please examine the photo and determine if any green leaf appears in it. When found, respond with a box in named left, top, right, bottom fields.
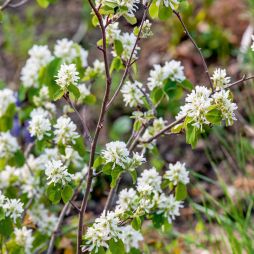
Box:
left=171, top=123, right=184, bottom=134
left=91, top=247, right=106, bottom=254
left=47, top=184, right=61, bottom=204
left=36, top=0, right=49, bottom=8
left=206, top=108, right=222, bottom=125
left=133, top=120, right=142, bottom=132
left=0, top=116, right=13, bottom=132
left=0, top=208, right=5, bottom=221
left=73, top=136, right=86, bottom=157
left=114, top=40, right=123, bottom=56
left=175, top=182, right=187, bottom=201
left=131, top=216, right=142, bottom=230
left=158, top=4, right=172, bottom=21
left=0, top=217, right=13, bottom=237
left=186, top=123, right=199, bottom=148
left=123, top=14, right=137, bottom=25
left=61, top=184, right=74, bottom=203
left=149, top=1, right=159, bottom=19
left=93, top=156, right=105, bottom=169
left=152, top=213, right=164, bottom=228
left=13, top=150, right=25, bottom=167
left=102, top=163, right=113, bottom=175
left=163, top=80, right=177, bottom=99
left=110, top=166, right=123, bottom=187
left=151, top=87, right=164, bottom=105
left=129, top=169, right=137, bottom=184
left=179, top=79, right=193, bottom=91
left=68, top=84, right=80, bottom=100
left=109, top=239, right=125, bottom=254
left=83, top=94, right=96, bottom=105
left=110, top=57, right=123, bottom=74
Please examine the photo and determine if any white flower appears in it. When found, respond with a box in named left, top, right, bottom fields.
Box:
left=29, top=109, right=51, bottom=140
left=147, top=64, right=166, bottom=90
left=54, top=116, right=79, bottom=145
left=33, top=87, right=50, bottom=106
left=107, top=0, right=140, bottom=17
left=0, top=89, right=16, bottom=117
left=0, top=191, right=5, bottom=206
left=211, top=68, right=231, bottom=90
left=116, top=188, right=138, bottom=211
left=14, top=226, right=34, bottom=253
left=45, top=160, right=73, bottom=185
left=176, top=86, right=212, bottom=130
left=121, top=81, right=144, bottom=107
left=0, top=166, right=20, bottom=188
left=77, top=83, right=91, bottom=102
left=212, top=89, right=238, bottom=125
left=165, top=162, right=190, bottom=185
left=28, top=45, right=53, bottom=66
left=141, top=19, right=153, bottom=38
left=29, top=204, right=58, bottom=235
left=38, top=148, right=60, bottom=169
left=93, top=60, right=105, bottom=74
left=63, top=146, right=83, bottom=167
left=119, top=225, right=143, bottom=252
left=164, top=60, right=185, bottom=82
left=106, top=22, right=121, bottom=43
left=21, top=59, right=41, bottom=88
left=137, top=168, right=162, bottom=194
left=131, top=152, right=146, bottom=168
left=157, top=194, right=183, bottom=223
left=4, top=198, right=24, bottom=223
left=85, top=211, right=120, bottom=252
left=21, top=45, right=52, bottom=88
left=54, top=38, right=78, bottom=62
left=157, top=0, right=180, bottom=10
left=102, top=141, right=130, bottom=168
left=55, top=63, right=79, bottom=88
left=118, top=32, right=139, bottom=61
left=0, top=132, right=19, bottom=159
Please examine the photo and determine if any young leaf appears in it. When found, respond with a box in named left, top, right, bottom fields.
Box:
left=110, top=166, right=123, bottom=187
left=109, top=239, right=125, bottom=254
left=206, top=108, right=222, bottom=125
left=131, top=216, right=142, bottom=230
left=68, top=84, right=80, bottom=100
left=61, top=184, right=74, bottom=203
left=114, top=40, right=123, bottom=56
left=175, top=182, right=187, bottom=201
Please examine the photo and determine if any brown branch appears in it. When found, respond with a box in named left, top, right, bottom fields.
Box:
left=0, top=0, right=29, bottom=10
left=106, top=1, right=152, bottom=110
left=173, top=10, right=214, bottom=91
left=225, top=75, right=254, bottom=89
left=76, top=1, right=112, bottom=253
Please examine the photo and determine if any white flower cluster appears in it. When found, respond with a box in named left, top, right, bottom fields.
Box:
left=176, top=81, right=238, bottom=130
left=104, top=0, right=140, bottom=17
left=121, top=80, right=144, bottom=107
left=148, top=60, right=185, bottom=90
left=14, top=226, right=34, bottom=253
left=164, top=161, right=190, bottom=185
left=21, top=39, right=88, bottom=88
left=21, top=45, right=53, bottom=88
left=212, top=89, right=237, bottom=125
left=0, top=88, right=16, bottom=117
left=28, top=108, right=51, bottom=140
left=53, top=116, right=79, bottom=145
left=55, top=38, right=88, bottom=66
left=0, top=132, right=19, bottom=159
left=101, top=141, right=145, bottom=169
left=116, top=168, right=184, bottom=223
left=0, top=192, right=24, bottom=223
left=140, top=19, right=153, bottom=38
left=157, top=0, right=180, bottom=10
left=84, top=211, right=143, bottom=253
left=211, top=68, right=231, bottom=90
left=176, top=85, right=211, bottom=129
left=28, top=204, right=58, bottom=236
left=45, top=160, right=73, bottom=186
left=141, top=118, right=166, bottom=148
left=56, top=63, right=80, bottom=89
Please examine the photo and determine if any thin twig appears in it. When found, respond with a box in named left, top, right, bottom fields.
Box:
left=106, top=1, right=152, bottom=110
left=173, top=10, right=214, bottom=91
left=77, top=1, right=112, bottom=253
left=64, top=94, right=92, bottom=146
left=225, top=75, right=254, bottom=89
